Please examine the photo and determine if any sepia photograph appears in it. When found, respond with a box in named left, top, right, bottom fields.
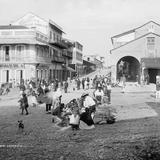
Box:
left=0, top=0, right=160, bottom=159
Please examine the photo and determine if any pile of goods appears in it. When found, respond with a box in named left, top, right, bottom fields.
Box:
left=94, top=103, right=117, bottom=124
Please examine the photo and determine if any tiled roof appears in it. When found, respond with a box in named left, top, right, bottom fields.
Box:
left=0, top=25, right=28, bottom=30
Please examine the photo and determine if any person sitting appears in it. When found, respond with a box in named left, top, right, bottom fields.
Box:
left=94, top=87, right=104, bottom=104
left=79, top=108, right=95, bottom=130
left=81, top=92, right=96, bottom=118
left=69, top=110, right=80, bottom=130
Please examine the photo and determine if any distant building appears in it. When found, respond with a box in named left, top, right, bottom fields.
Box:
left=110, top=21, right=160, bottom=83
left=82, top=59, right=96, bottom=75
left=83, top=54, right=104, bottom=69
left=62, top=39, right=75, bottom=80
left=63, top=39, right=83, bottom=77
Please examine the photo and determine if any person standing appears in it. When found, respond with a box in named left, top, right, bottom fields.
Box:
left=82, top=78, right=85, bottom=90
left=156, top=76, right=160, bottom=100
left=87, top=77, right=90, bottom=89
left=64, top=81, right=68, bottom=93
left=106, top=82, right=112, bottom=104
left=77, top=78, right=81, bottom=90
left=44, top=89, right=52, bottom=114
left=18, top=93, right=29, bottom=115
left=72, top=78, right=76, bottom=91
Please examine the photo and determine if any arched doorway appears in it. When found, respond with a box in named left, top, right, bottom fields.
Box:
left=117, top=56, right=140, bottom=82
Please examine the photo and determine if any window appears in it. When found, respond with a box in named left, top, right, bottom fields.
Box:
left=4, top=46, right=10, bottom=61
left=53, top=33, right=55, bottom=41
left=147, top=37, right=155, bottom=45
left=147, top=37, right=155, bottom=57
left=50, top=31, right=52, bottom=40
left=16, top=45, right=24, bottom=61
left=36, top=47, right=39, bottom=57
left=17, top=45, right=24, bottom=56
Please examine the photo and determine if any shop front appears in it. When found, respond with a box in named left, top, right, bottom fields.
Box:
left=0, top=63, right=25, bottom=86
left=36, top=64, right=50, bottom=81
left=49, top=63, right=63, bottom=82
left=141, top=58, right=160, bottom=83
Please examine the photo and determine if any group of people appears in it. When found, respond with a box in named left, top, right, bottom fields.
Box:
left=0, top=84, right=10, bottom=95
left=52, top=92, right=97, bottom=130
left=17, top=74, right=112, bottom=130
left=18, top=79, right=66, bottom=115
left=72, top=77, right=92, bottom=91
left=93, top=75, right=112, bottom=104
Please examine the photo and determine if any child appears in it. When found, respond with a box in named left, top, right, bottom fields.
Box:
left=69, top=110, right=80, bottom=130
left=30, top=90, right=38, bottom=107
left=18, top=93, right=29, bottom=115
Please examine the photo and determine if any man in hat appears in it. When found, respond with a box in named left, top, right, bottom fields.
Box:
left=81, top=92, right=96, bottom=116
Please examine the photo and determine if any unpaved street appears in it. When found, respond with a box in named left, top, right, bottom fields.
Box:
left=0, top=87, right=160, bottom=160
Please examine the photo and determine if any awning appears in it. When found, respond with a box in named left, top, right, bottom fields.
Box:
left=67, top=66, right=76, bottom=72
left=63, top=66, right=76, bottom=72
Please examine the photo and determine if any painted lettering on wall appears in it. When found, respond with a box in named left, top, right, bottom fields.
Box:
left=0, top=64, right=25, bottom=68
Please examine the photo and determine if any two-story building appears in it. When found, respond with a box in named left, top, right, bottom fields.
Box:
left=62, top=39, right=75, bottom=80
left=71, top=41, right=83, bottom=76
left=63, top=39, right=83, bottom=77
left=83, top=54, right=104, bottom=69
left=0, top=25, right=49, bottom=86
left=110, top=21, right=160, bottom=83
left=12, top=13, right=68, bottom=82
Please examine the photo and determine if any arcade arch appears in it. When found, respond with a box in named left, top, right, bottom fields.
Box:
left=116, top=56, right=140, bottom=82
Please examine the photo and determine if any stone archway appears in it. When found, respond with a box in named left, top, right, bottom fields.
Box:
left=117, top=56, right=140, bottom=82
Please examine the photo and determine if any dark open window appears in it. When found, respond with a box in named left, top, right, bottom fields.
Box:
left=5, top=46, right=10, bottom=61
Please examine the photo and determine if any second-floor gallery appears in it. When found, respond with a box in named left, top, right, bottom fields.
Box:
left=0, top=13, right=84, bottom=85
left=110, top=21, right=160, bottom=83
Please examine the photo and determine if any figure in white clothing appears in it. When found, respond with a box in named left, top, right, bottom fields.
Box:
left=94, top=87, right=104, bottom=104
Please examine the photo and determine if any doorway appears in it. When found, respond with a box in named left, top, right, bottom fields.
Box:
left=117, top=56, right=140, bottom=82
left=148, top=68, right=159, bottom=83
left=2, top=70, right=9, bottom=83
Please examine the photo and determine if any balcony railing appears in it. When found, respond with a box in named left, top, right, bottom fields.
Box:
left=62, top=50, right=72, bottom=58
left=0, top=29, right=48, bottom=44
left=51, top=56, right=65, bottom=63
left=49, top=39, right=67, bottom=49
left=5, top=55, right=10, bottom=61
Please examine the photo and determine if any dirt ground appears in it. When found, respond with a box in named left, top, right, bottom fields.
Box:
left=0, top=88, right=160, bottom=160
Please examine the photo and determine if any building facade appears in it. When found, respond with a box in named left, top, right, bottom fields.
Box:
left=83, top=54, right=104, bottom=69
left=71, top=41, right=83, bottom=76
left=0, top=13, right=76, bottom=86
left=0, top=26, right=50, bottom=86
left=110, top=21, right=160, bottom=83
left=62, top=40, right=83, bottom=77
left=12, top=13, right=67, bottom=82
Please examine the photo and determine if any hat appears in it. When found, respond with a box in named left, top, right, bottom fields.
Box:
left=81, top=92, right=89, bottom=97
left=22, top=92, right=26, bottom=96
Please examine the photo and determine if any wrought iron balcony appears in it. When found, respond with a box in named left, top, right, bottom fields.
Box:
left=49, top=40, right=67, bottom=49
left=51, top=56, right=65, bottom=63
left=62, top=50, right=72, bottom=58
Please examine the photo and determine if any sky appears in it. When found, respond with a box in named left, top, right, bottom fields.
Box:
left=0, top=0, right=160, bottom=65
